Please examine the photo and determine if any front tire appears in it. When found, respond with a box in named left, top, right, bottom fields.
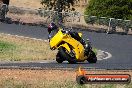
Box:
left=87, top=51, right=97, bottom=63
left=59, top=47, right=77, bottom=64
left=56, top=52, right=63, bottom=63
left=56, top=48, right=64, bottom=63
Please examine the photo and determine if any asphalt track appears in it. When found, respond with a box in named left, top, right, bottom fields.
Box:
left=0, top=23, right=132, bottom=70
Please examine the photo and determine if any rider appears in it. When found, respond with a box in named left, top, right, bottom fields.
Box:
left=47, top=22, right=91, bottom=52
left=48, top=22, right=59, bottom=40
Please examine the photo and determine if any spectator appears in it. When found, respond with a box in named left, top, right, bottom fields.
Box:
left=2, top=0, right=10, bottom=5
left=0, top=0, right=10, bottom=20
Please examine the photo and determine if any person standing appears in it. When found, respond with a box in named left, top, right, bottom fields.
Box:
left=2, top=0, right=10, bottom=5
left=0, top=0, right=10, bottom=20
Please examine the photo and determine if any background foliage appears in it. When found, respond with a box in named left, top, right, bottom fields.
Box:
left=41, top=0, right=79, bottom=12
left=84, top=0, right=132, bottom=20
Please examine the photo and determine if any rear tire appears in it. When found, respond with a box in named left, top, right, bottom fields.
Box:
left=87, top=51, right=97, bottom=63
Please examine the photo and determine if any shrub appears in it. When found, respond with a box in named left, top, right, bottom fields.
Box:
left=84, top=0, right=132, bottom=20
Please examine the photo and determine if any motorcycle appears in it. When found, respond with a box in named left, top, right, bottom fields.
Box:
left=49, top=26, right=97, bottom=64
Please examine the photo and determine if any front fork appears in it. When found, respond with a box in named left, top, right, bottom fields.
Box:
left=84, top=39, right=92, bottom=56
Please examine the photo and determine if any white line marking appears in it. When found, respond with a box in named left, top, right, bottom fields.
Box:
left=0, top=33, right=48, bottom=42
left=97, top=50, right=112, bottom=60
left=103, top=51, right=112, bottom=60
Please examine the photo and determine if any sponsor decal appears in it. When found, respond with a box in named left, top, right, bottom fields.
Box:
left=76, top=67, right=131, bottom=85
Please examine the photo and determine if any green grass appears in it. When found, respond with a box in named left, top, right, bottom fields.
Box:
left=0, top=34, right=57, bottom=61
left=0, top=40, right=17, bottom=61
left=0, top=40, right=16, bottom=52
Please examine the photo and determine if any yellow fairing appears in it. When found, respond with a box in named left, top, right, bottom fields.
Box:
left=50, top=30, right=64, bottom=49
left=50, top=29, right=85, bottom=61
left=59, top=43, right=71, bottom=52
left=63, top=37, right=85, bottom=60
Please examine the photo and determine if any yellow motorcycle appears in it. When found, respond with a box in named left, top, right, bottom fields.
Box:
left=48, top=25, right=97, bottom=64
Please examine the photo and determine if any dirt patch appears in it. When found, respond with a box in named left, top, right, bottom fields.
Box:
left=0, top=69, right=131, bottom=88
left=7, top=13, right=47, bottom=24
left=0, top=69, right=76, bottom=88
left=10, top=0, right=87, bottom=14
left=0, top=69, right=131, bottom=82
left=0, top=69, right=75, bottom=82
left=10, top=0, right=43, bottom=9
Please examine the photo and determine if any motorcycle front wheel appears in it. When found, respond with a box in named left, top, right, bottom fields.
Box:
left=56, top=48, right=64, bottom=63
left=87, top=51, right=97, bottom=63
left=58, top=47, right=77, bottom=64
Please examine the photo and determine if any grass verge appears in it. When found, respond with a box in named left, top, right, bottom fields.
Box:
left=0, top=69, right=131, bottom=88
left=0, top=33, right=57, bottom=61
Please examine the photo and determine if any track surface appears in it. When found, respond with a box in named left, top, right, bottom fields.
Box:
left=0, top=23, right=132, bottom=69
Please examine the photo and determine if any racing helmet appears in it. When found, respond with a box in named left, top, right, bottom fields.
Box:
left=48, top=22, right=58, bottom=34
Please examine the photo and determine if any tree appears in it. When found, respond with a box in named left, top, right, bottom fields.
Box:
left=41, top=0, right=79, bottom=24
left=84, top=0, right=132, bottom=20
left=41, top=0, right=79, bottom=12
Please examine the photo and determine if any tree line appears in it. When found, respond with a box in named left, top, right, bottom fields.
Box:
left=41, top=0, right=132, bottom=20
